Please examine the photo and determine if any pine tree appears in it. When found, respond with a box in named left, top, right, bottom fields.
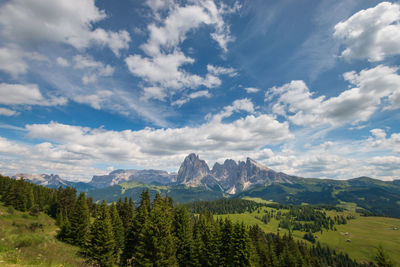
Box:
left=219, top=218, right=234, bottom=266
left=121, top=190, right=150, bottom=265
left=69, top=192, right=91, bottom=247
left=110, top=202, right=125, bottom=262
left=86, top=200, right=115, bottom=267
left=57, top=211, right=73, bottom=244
left=375, top=245, right=394, bottom=267
left=173, top=205, right=193, bottom=266
left=145, top=193, right=178, bottom=266
left=231, top=222, right=251, bottom=267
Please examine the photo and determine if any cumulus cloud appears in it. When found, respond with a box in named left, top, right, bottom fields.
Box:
left=0, top=83, right=67, bottom=106
left=172, top=90, right=212, bottom=107
left=257, top=132, right=400, bottom=181
left=0, top=0, right=130, bottom=56
left=126, top=51, right=220, bottom=97
left=73, top=90, right=113, bottom=110
left=266, top=65, right=400, bottom=127
left=0, top=108, right=19, bottom=117
left=207, top=65, right=237, bottom=77
left=245, top=87, right=260, bottom=93
left=73, top=55, right=114, bottom=84
left=334, top=2, right=400, bottom=61
left=366, top=128, right=400, bottom=153
left=56, top=57, right=70, bottom=67
left=211, top=98, right=255, bottom=122
left=0, top=46, right=28, bottom=78
left=0, top=99, right=287, bottom=179
left=125, top=0, right=239, bottom=102
left=0, top=0, right=130, bottom=77
left=0, top=45, right=48, bottom=78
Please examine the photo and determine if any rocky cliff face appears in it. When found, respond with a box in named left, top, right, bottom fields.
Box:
left=177, top=153, right=295, bottom=193
left=12, top=173, right=68, bottom=187
left=176, top=153, right=211, bottom=186
left=90, top=169, right=176, bottom=188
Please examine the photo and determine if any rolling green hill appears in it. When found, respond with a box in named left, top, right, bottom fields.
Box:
left=235, top=177, right=400, bottom=218
left=0, top=203, right=87, bottom=266
left=207, top=199, right=400, bottom=265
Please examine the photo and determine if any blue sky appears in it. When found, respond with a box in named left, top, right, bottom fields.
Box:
left=0, top=0, right=399, bottom=181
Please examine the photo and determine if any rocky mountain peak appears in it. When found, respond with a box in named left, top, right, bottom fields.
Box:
left=177, top=153, right=210, bottom=185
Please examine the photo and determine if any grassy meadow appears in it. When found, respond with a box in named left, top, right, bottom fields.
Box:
left=0, top=203, right=87, bottom=266
left=216, top=198, right=400, bottom=265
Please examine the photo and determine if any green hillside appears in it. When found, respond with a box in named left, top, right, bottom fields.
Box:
left=235, top=177, right=400, bottom=218
left=212, top=200, right=400, bottom=265
left=0, top=203, right=87, bottom=266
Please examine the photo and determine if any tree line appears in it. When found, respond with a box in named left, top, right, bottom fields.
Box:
left=0, top=175, right=393, bottom=266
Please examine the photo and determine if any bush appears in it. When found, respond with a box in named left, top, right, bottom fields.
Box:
left=7, top=206, right=15, bottom=215
left=29, top=205, right=40, bottom=217
left=28, top=222, right=43, bottom=232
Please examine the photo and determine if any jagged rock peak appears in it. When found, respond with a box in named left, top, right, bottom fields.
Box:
left=246, top=157, right=269, bottom=170
left=177, top=153, right=210, bottom=185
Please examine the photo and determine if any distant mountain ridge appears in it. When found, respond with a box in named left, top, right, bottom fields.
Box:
left=177, top=153, right=296, bottom=194
left=8, top=153, right=400, bottom=218
left=90, top=169, right=176, bottom=188
left=11, top=173, right=95, bottom=192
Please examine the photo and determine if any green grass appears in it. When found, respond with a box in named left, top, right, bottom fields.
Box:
left=0, top=203, right=88, bottom=266
left=215, top=207, right=400, bottom=265
left=241, top=197, right=276, bottom=204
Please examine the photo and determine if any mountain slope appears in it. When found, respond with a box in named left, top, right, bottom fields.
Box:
left=11, top=173, right=95, bottom=192
left=177, top=153, right=296, bottom=193
left=89, top=169, right=176, bottom=188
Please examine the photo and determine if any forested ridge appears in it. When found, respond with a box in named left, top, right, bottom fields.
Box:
left=0, top=175, right=394, bottom=266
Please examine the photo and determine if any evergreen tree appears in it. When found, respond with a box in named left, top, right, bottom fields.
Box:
left=110, top=202, right=125, bottom=262
left=122, top=190, right=150, bottom=265
left=231, top=222, right=251, bottom=267
left=219, top=218, right=233, bottom=266
left=375, top=245, right=394, bottom=267
left=145, top=193, right=177, bottom=266
left=86, top=200, right=115, bottom=267
left=57, top=211, right=73, bottom=244
left=173, top=205, right=193, bottom=266
left=69, top=192, right=91, bottom=246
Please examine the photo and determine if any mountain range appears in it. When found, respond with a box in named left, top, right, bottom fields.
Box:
left=9, top=153, right=400, bottom=218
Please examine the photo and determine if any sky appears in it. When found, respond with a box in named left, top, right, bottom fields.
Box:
left=0, top=0, right=399, bottom=182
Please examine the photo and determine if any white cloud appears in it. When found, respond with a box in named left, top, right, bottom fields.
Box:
left=172, top=90, right=212, bottom=106
left=0, top=99, right=284, bottom=178
left=56, top=57, right=70, bottom=67
left=366, top=128, right=400, bottom=153
left=207, top=65, right=237, bottom=77
left=73, top=55, right=114, bottom=84
left=0, top=46, right=27, bottom=78
left=256, top=131, right=400, bottom=181
left=211, top=98, right=255, bottom=122
left=125, top=0, right=239, bottom=102
left=0, top=83, right=67, bottom=106
left=73, top=90, right=113, bottom=110
left=0, top=0, right=130, bottom=58
left=90, top=29, right=131, bottom=57
left=126, top=51, right=218, bottom=93
left=334, top=2, right=400, bottom=62
left=0, top=45, right=48, bottom=78
left=245, top=87, right=260, bottom=93
left=0, top=137, right=28, bottom=155
left=0, top=107, right=19, bottom=116
left=266, top=65, right=400, bottom=127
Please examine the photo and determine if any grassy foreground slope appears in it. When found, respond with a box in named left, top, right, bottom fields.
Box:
left=215, top=201, right=400, bottom=265
left=0, top=203, right=87, bottom=266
